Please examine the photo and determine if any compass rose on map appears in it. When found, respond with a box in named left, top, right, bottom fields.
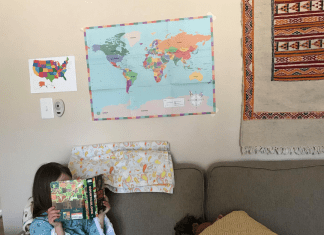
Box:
left=189, top=91, right=204, bottom=107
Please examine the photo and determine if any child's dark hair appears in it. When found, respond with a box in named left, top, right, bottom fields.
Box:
left=32, top=162, right=72, bottom=218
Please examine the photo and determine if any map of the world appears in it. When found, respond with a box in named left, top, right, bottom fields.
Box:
left=84, top=16, right=215, bottom=120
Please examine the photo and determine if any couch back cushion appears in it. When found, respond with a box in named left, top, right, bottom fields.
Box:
left=205, top=160, right=324, bottom=235
left=106, top=166, right=204, bottom=235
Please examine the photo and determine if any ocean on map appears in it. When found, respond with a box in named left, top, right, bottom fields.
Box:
left=86, top=17, right=214, bottom=114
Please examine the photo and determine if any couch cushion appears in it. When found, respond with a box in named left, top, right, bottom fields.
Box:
left=105, top=166, right=204, bottom=235
left=205, top=160, right=324, bottom=235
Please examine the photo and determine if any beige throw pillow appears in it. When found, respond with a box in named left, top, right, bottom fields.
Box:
left=200, top=211, right=278, bottom=235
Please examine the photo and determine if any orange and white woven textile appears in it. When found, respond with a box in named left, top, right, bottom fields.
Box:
left=240, top=0, right=324, bottom=155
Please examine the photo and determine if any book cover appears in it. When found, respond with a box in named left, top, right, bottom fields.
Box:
left=95, top=175, right=105, bottom=214
left=86, top=178, right=95, bottom=219
left=50, top=174, right=105, bottom=221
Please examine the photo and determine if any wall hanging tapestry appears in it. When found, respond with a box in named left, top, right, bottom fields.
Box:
left=83, top=16, right=216, bottom=120
left=68, top=141, right=175, bottom=193
left=241, top=0, right=324, bottom=154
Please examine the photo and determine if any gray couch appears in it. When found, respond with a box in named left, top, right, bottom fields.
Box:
left=106, top=160, right=324, bottom=235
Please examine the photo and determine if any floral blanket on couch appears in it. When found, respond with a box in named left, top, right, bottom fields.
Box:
left=68, top=141, right=175, bottom=193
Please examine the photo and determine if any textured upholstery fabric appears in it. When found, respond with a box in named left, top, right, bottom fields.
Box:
left=200, top=211, right=277, bottom=235
left=105, top=166, right=204, bottom=235
left=205, top=160, right=324, bottom=235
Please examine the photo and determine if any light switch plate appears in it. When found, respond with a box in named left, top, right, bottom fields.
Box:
left=40, top=98, right=54, bottom=119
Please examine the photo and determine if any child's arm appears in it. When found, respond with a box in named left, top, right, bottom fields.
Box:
left=53, top=223, right=64, bottom=235
left=90, top=216, right=115, bottom=235
left=29, top=217, right=65, bottom=235
left=88, top=196, right=115, bottom=235
left=97, top=196, right=111, bottom=229
left=47, top=207, right=64, bottom=235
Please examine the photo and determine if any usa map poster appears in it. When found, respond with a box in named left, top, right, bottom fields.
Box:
left=84, top=16, right=215, bottom=120
left=29, top=56, right=77, bottom=93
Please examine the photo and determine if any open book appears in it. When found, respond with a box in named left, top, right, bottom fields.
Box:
left=50, top=174, right=105, bottom=221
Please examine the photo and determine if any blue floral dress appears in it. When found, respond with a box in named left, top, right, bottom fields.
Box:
left=29, top=213, right=115, bottom=235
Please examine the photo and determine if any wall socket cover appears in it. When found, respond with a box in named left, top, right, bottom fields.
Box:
left=54, top=99, right=65, bottom=117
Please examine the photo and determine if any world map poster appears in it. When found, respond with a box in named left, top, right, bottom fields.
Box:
left=84, top=16, right=215, bottom=120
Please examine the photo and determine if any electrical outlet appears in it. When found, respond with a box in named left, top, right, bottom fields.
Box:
left=54, top=99, right=65, bottom=117
left=40, top=98, right=54, bottom=119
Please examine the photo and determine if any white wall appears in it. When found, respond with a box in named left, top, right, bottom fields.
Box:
left=1, top=0, right=324, bottom=233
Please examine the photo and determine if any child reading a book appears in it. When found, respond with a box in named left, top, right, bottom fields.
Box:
left=29, top=162, right=115, bottom=235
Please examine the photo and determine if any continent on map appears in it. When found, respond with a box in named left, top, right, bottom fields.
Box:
left=92, top=33, right=129, bottom=67
left=143, top=32, right=211, bottom=83
left=33, top=57, right=69, bottom=82
left=189, top=72, right=203, bottom=81
left=92, top=33, right=138, bottom=94
left=123, top=69, right=138, bottom=93
left=123, top=31, right=141, bottom=47
left=142, top=54, right=168, bottom=83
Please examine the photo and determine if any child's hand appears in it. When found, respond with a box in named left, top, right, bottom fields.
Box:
left=98, top=196, right=111, bottom=229
left=47, top=207, right=63, bottom=228
left=102, top=195, right=111, bottom=214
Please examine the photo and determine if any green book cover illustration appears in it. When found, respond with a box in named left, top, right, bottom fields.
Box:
left=50, top=175, right=105, bottom=221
